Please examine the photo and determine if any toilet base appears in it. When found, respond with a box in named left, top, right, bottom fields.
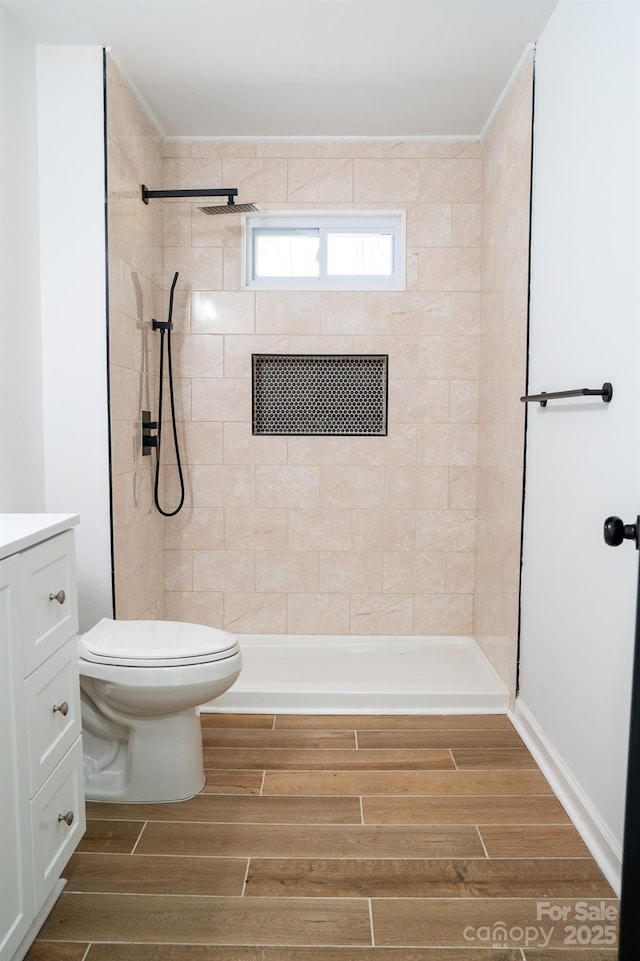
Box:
left=83, top=708, right=205, bottom=803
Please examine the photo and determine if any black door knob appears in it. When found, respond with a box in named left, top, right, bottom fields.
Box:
left=604, top=516, right=640, bottom=549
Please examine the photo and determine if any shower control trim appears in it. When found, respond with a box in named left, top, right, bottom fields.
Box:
left=141, top=410, right=158, bottom=456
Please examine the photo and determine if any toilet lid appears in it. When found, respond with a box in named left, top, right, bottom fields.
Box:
left=78, top=618, right=239, bottom=667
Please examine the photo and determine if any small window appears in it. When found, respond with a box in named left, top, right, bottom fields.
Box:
left=244, top=212, right=405, bottom=291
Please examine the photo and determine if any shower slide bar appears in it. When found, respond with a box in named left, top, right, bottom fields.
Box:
left=520, top=382, right=613, bottom=407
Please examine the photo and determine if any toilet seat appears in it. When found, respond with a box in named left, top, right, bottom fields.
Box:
left=79, top=618, right=238, bottom=667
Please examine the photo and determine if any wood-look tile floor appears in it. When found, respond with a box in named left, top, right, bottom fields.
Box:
left=27, top=714, right=619, bottom=961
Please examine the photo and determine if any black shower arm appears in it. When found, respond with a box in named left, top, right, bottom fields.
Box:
left=141, top=185, right=238, bottom=204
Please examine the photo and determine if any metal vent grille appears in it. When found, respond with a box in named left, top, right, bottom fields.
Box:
left=252, top=354, right=388, bottom=436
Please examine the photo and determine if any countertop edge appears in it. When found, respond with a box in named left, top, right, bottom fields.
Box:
left=0, top=513, right=80, bottom=560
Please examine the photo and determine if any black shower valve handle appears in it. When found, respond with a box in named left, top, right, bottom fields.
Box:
left=141, top=410, right=159, bottom=455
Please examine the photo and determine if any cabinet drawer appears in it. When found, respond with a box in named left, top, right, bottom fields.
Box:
left=31, top=738, right=85, bottom=910
left=25, top=640, right=81, bottom=795
left=21, top=531, right=78, bottom=677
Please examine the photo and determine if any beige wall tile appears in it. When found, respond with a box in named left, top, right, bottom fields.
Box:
left=383, top=467, right=449, bottom=510
left=350, top=594, right=414, bottom=635
left=451, top=203, right=482, bottom=247
left=164, top=156, right=222, bottom=189
left=165, top=590, right=224, bottom=627
left=382, top=552, right=447, bottom=594
left=449, top=380, right=480, bottom=423
left=256, top=466, right=321, bottom=508
left=224, top=334, right=289, bottom=378
left=223, top=247, right=241, bottom=289
left=191, top=141, right=258, bottom=158
left=287, top=593, right=351, bottom=634
left=320, top=466, right=384, bottom=508
left=192, top=209, right=243, bottom=249
left=164, top=508, right=224, bottom=550
left=163, top=141, right=190, bottom=158
left=259, top=142, right=322, bottom=158
left=191, top=292, right=255, bottom=334
left=163, top=203, right=192, bottom=247
left=255, top=551, right=320, bottom=593
left=222, top=158, right=288, bottom=202
left=164, top=246, right=224, bottom=290
left=224, top=508, right=289, bottom=550
left=353, top=334, right=419, bottom=380
left=319, top=552, right=384, bottom=594
left=351, top=425, right=417, bottom=466
left=165, top=550, right=193, bottom=591
left=177, top=422, right=224, bottom=465
left=388, top=380, right=449, bottom=425
left=107, top=59, right=165, bottom=612
left=416, top=510, right=476, bottom=552
left=446, top=552, right=475, bottom=594
left=418, top=159, right=483, bottom=203
left=224, top=592, right=287, bottom=633
left=417, top=424, right=478, bottom=467
left=413, top=594, right=473, bottom=635
left=450, top=292, right=482, bottom=334
left=191, top=465, right=256, bottom=508
left=352, top=510, right=417, bottom=552
left=385, top=292, right=451, bottom=336
left=353, top=159, right=419, bottom=203
left=320, top=292, right=387, bottom=336
left=448, top=467, right=478, bottom=509
left=287, top=334, right=355, bottom=354
left=406, top=204, right=451, bottom=247
left=418, top=248, right=482, bottom=292
left=256, top=291, right=321, bottom=335
left=172, top=335, right=224, bottom=378
left=288, top=159, right=353, bottom=203
left=287, top=436, right=353, bottom=466
left=288, top=509, right=352, bottom=551
left=193, top=550, right=255, bottom=592
left=473, top=52, right=533, bottom=691
left=192, top=378, right=250, bottom=422
left=223, top=423, right=289, bottom=466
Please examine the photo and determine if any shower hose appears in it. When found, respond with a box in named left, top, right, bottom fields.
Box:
left=153, top=270, right=185, bottom=516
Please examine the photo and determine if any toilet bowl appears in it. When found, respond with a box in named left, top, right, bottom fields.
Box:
left=77, top=618, right=241, bottom=803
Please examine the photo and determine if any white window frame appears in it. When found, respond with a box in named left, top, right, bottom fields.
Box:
left=242, top=210, right=406, bottom=291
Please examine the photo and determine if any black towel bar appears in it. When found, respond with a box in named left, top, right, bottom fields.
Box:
left=520, top=382, right=613, bottom=407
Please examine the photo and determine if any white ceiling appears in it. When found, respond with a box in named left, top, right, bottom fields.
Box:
left=4, top=0, right=558, bottom=138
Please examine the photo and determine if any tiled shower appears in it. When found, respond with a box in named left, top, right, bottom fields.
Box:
left=107, top=52, right=533, bottom=697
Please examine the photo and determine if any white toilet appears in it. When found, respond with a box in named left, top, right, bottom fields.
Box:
left=77, top=618, right=241, bottom=804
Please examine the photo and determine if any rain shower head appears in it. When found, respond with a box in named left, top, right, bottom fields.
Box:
left=198, top=201, right=260, bottom=215
left=141, top=184, right=258, bottom=214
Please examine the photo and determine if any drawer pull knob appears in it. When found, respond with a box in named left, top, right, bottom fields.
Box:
left=58, top=811, right=74, bottom=826
left=53, top=702, right=69, bottom=717
left=49, top=589, right=66, bottom=605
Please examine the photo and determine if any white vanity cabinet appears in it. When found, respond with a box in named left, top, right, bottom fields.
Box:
left=0, top=514, right=85, bottom=961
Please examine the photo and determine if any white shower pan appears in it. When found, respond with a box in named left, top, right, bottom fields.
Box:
left=201, top=634, right=510, bottom=715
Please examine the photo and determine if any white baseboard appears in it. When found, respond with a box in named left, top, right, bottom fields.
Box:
left=510, top=699, right=622, bottom=895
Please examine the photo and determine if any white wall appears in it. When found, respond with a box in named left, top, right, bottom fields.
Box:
left=518, top=0, right=640, bottom=889
left=37, top=46, right=114, bottom=630
left=0, top=6, right=45, bottom=510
